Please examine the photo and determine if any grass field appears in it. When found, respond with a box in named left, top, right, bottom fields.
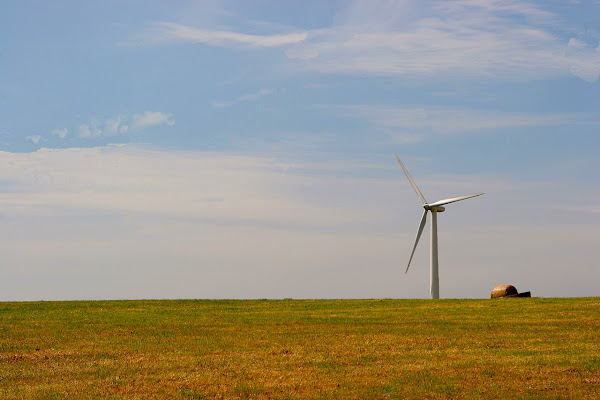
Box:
left=1, top=297, right=598, bottom=399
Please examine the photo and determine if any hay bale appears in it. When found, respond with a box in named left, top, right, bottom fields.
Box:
left=491, top=284, right=518, bottom=299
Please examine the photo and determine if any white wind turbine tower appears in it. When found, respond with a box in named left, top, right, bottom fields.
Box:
left=396, top=154, right=483, bottom=299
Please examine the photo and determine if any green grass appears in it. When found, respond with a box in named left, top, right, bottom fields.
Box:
left=1, top=298, right=598, bottom=399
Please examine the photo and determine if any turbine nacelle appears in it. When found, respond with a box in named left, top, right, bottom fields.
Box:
left=424, top=204, right=445, bottom=212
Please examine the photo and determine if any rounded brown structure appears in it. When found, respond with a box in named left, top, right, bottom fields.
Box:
left=490, top=284, right=519, bottom=299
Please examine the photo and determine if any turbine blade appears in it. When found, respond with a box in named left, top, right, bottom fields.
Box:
left=406, top=210, right=428, bottom=274
left=428, top=193, right=484, bottom=207
left=395, top=154, right=427, bottom=205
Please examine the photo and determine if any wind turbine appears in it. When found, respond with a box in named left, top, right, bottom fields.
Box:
left=396, top=154, right=483, bottom=299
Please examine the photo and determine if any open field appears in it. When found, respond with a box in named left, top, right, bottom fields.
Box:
left=1, top=298, right=598, bottom=399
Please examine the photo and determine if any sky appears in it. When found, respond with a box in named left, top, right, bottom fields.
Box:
left=0, top=0, right=598, bottom=301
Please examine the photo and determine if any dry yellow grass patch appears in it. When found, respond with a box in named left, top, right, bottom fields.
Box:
left=1, top=298, right=598, bottom=399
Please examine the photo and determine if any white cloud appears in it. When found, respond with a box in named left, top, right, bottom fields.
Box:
left=51, top=128, right=68, bottom=139
left=136, top=22, right=307, bottom=48
left=132, top=111, right=175, bottom=129
left=105, top=117, right=125, bottom=136
left=212, top=88, right=275, bottom=107
left=79, top=124, right=91, bottom=138
left=0, top=146, right=358, bottom=226
left=283, top=0, right=599, bottom=82
left=123, top=1, right=598, bottom=82
left=78, top=123, right=101, bottom=138
left=566, top=38, right=600, bottom=82
left=52, top=113, right=163, bottom=141
left=25, top=135, right=42, bottom=144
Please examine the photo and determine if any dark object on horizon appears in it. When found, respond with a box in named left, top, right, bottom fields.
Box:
left=491, top=284, right=531, bottom=299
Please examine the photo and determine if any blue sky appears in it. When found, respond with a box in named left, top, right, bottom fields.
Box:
left=0, top=0, right=598, bottom=300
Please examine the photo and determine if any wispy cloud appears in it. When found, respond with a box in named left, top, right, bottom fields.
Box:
left=104, top=117, right=128, bottom=136
left=25, top=135, right=42, bottom=144
left=327, top=105, right=599, bottom=140
left=132, top=111, right=175, bottom=130
left=434, top=0, right=557, bottom=22
left=212, top=88, right=276, bottom=108
left=123, top=1, right=599, bottom=82
left=78, top=123, right=102, bottom=138
left=51, top=128, right=68, bottom=139
left=304, top=83, right=335, bottom=89
left=78, top=125, right=90, bottom=138
left=0, top=146, right=362, bottom=227
left=133, top=22, right=307, bottom=48
left=287, top=0, right=597, bottom=82
left=27, top=112, right=169, bottom=148
left=566, top=39, right=600, bottom=82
